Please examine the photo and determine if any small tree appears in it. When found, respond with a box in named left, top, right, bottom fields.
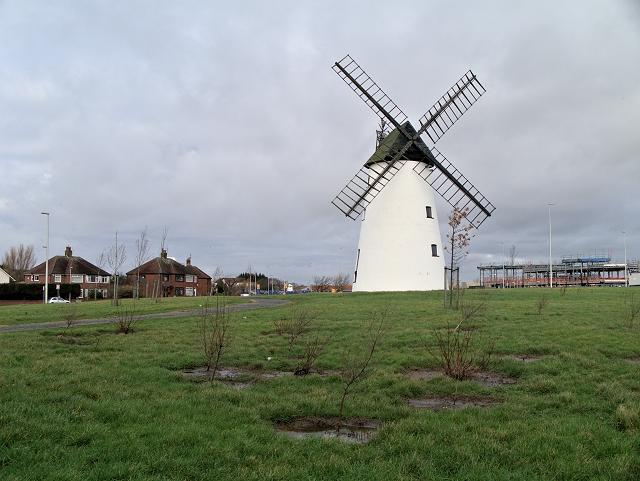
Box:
left=94, top=252, right=107, bottom=301
left=336, top=304, right=389, bottom=433
left=107, top=231, right=126, bottom=306
left=332, top=273, right=351, bottom=292
left=132, top=227, right=151, bottom=299
left=2, top=244, right=36, bottom=281
left=201, top=298, right=233, bottom=380
left=313, top=276, right=333, bottom=292
left=443, top=207, right=474, bottom=309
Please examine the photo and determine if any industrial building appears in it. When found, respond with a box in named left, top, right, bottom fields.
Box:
left=477, top=255, right=639, bottom=288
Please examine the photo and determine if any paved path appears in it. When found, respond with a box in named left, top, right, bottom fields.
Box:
left=0, top=298, right=290, bottom=334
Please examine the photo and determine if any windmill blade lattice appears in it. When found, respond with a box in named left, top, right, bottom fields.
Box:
left=333, top=55, right=408, bottom=129
left=418, top=71, right=486, bottom=145
left=413, top=147, right=495, bottom=227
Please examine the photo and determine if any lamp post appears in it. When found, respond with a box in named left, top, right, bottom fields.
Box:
left=500, top=241, right=505, bottom=289
left=41, top=212, right=49, bottom=303
left=623, top=231, right=628, bottom=287
left=283, top=257, right=286, bottom=294
left=548, top=203, right=554, bottom=288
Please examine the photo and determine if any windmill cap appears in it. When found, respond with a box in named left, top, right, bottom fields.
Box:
left=365, top=121, right=434, bottom=166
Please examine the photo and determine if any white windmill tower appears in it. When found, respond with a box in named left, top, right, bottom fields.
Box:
left=331, top=55, right=495, bottom=292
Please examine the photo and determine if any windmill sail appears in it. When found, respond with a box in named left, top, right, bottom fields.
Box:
left=417, top=71, right=485, bottom=145
left=413, top=148, right=495, bottom=227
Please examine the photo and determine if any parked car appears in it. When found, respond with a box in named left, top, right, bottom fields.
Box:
left=48, top=297, right=70, bottom=304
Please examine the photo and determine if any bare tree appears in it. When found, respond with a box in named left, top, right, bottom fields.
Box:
left=153, top=227, right=169, bottom=300
left=336, top=304, right=389, bottom=433
left=443, top=207, right=475, bottom=309
left=2, top=244, right=37, bottom=281
left=332, top=272, right=351, bottom=292
left=133, top=227, right=151, bottom=299
left=200, top=298, right=233, bottom=380
left=94, top=252, right=107, bottom=300
left=313, top=276, right=333, bottom=292
left=107, top=231, right=126, bottom=306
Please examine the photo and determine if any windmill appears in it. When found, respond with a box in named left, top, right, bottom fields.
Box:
left=332, top=55, right=495, bottom=292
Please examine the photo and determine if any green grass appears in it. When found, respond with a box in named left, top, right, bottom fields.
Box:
left=0, top=296, right=249, bottom=327
left=2, top=288, right=640, bottom=480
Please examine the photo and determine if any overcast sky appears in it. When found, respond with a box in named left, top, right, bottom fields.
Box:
left=1, top=0, right=639, bottom=284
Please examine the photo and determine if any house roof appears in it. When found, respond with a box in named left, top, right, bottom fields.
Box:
left=26, top=256, right=110, bottom=277
left=126, top=256, right=211, bottom=279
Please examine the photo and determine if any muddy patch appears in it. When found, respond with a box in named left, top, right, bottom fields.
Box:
left=402, top=369, right=516, bottom=387
left=497, top=354, right=544, bottom=363
left=274, top=416, right=381, bottom=443
left=625, top=356, right=640, bottom=363
left=406, top=394, right=499, bottom=411
left=181, top=366, right=341, bottom=388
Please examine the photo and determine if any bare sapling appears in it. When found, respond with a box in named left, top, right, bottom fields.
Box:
left=274, top=304, right=321, bottom=357
left=426, top=296, right=495, bottom=381
left=536, top=293, right=549, bottom=315
left=113, top=304, right=138, bottom=334
left=444, top=207, right=475, bottom=309
left=623, top=293, right=640, bottom=328
left=294, top=332, right=333, bottom=376
left=336, top=305, right=389, bottom=434
left=60, top=304, right=78, bottom=337
left=201, top=298, right=233, bottom=380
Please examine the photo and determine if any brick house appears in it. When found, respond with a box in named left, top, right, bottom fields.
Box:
left=24, top=246, right=110, bottom=299
left=126, top=249, right=212, bottom=297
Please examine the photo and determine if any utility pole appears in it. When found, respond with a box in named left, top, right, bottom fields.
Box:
left=548, top=203, right=554, bottom=288
left=41, top=212, right=50, bottom=303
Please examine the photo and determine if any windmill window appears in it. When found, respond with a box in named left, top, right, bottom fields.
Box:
left=426, top=206, right=433, bottom=218
left=431, top=244, right=438, bottom=257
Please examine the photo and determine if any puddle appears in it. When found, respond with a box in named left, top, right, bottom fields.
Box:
left=274, top=416, right=380, bottom=444
left=406, top=394, right=499, bottom=411
left=402, top=369, right=516, bottom=387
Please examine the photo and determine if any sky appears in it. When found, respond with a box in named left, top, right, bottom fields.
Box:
left=1, top=0, right=639, bottom=285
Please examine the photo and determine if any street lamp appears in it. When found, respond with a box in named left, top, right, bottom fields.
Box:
left=41, top=212, right=49, bottom=303
left=283, top=257, right=286, bottom=294
left=623, top=231, right=628, bottom=287
left=548, top=203, right=554, bottom=288
left=500, top=241, right=505, bottom=289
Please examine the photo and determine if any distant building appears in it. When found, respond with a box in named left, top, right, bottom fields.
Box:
left=24, top=246, right=110, bottom=299
left=126, top=249, right=211, bottom=297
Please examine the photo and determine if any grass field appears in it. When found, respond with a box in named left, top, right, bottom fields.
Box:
left=1, top=288, right=640, bottom=480
left=0, top=296, right=249, bottom=327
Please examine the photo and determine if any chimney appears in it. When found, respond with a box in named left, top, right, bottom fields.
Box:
left=65, top=246, right=72, bottom=257
left=186, top=257, right=191, bottom=266
left=161, top=249, right=167, bottom=259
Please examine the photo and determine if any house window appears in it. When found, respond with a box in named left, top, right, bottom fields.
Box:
left=31, top=275, right=39, bottom=281
left=186, top=287, right=193, bottom=297
left=176, top=274, right=184, bottom=282
left=175, top=287, right=184, bottom=296
left=426, top=206, right=433, bottom=218
left=54, top=274, right=62, bottom=283
left=186, top=275, right=194, bottom=283
left=100, top=276, right=109, bottom=283
left=71, top=274, right=83, bottom=283
left=87, top=275, right=97, bottom=283
left=163, top=274, right=169, bottom=282
left=431, top=244, right=438, bottom=257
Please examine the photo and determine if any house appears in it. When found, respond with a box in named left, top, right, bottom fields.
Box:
left=0, top=267, right=15, bottom=284
left=126, top=249, right=212, bottom=297
left=23, top=246, right=110, bottom=299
